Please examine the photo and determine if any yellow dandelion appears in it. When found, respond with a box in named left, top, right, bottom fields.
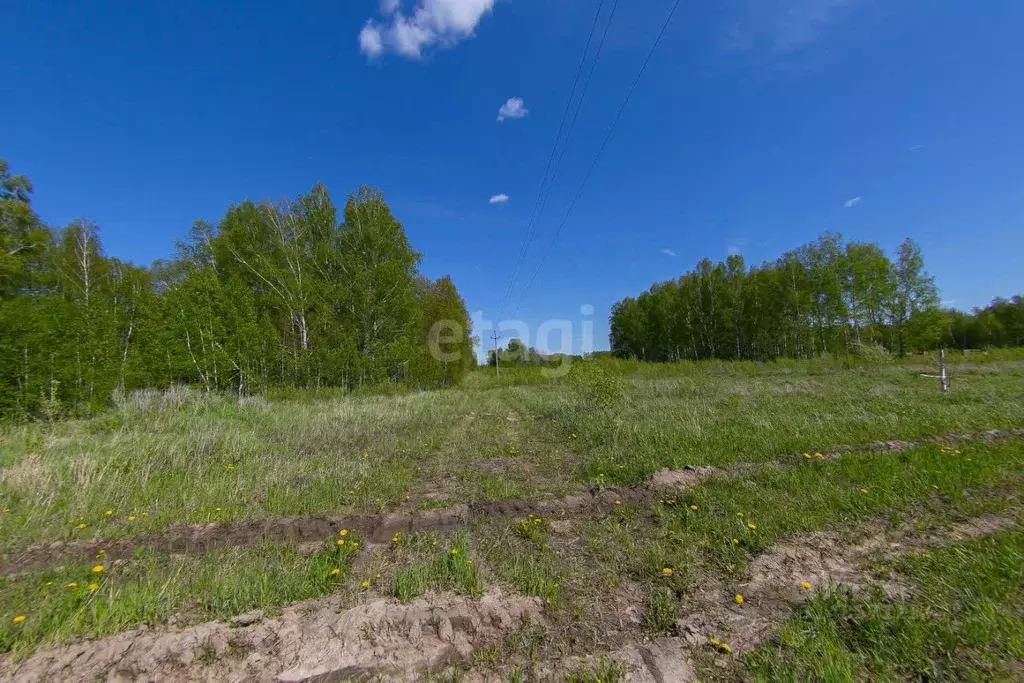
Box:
left=375, top=573, right=381, bottom=580
left=104, top=510, right=113, bottom=516
left=734, top=594, right=744, bottom=605
left=352, top=542, right=360, bottom=549
left=662, top=567, right=673, bottom=576
left=736, top=511, right=744, bottom=517
left=92, top=564, right=104, bottom=573
left=96, top=549, right=105, bottom=556
left=859, top=488, right=868, bottom=494
left=67, top=582, right=78, bottom=588
left=690, top=505, right=698, bottom=511
left=800, top=581, right=812, bottom=590
left=709, top=637, right=721, bottom=646
left=12, top=615, right=26, bottom=624
left=732, top=538, right=739, bottom=544
left=127, top=515, right=136, bottom=521
left=815, top=452, right=824, bottom=459
left=615, top=500, right=622, bottom=506
left=451, top=548, right=458, bottom=556
left=720, top=643, right=733, bottom=655
left=392, top=533, right=400, bottom=543
left=215, top=507, right=222, bottom=512
left=360, top=580, right=371, bottom=589
left=336, top=539, right=345, bottom=546
left=88, top=583, right=99, bottom=592
left=803, top=452, right=811, bottom=459
left=339, top=529, right=349, bottom=537
left=77, top=523, right=87, bottom=529
left=747, top=523, right=757, bottom=530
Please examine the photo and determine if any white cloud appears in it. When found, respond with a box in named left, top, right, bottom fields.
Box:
left=359, top=23, right=384, bottom=57
left=723, top=0, right=867, bottom=57
left=489, top=194, right=509, bottom=204
left=844, top=196, right=862, bottom=208
left=358, top=0, right=498, bottom=59
left=661, top=248, right=677, bottom=257
left=497, top=97, right=528, bottom=122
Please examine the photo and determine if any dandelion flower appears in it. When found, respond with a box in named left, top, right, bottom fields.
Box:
left=360, top=580, right=370, bottom=589
left=615, top=500, right=622, bottom=506
left=88, top=582, right=99, bottom=592
left=127, top=515, right=136, bottom=521
left=800, top=581, right=812, bottom=590
left=451, top=548, right=458, bottom=556
left=803, top=452, right=811, bottom=459
left=12, top=615, right=26, bottom=624
left=336, top=539, right=345, bottom=546
left=747, top=523, right=757, bottom=530
left=860, top=488, right=868, bottom=494
left=96, top=549, right=105, bottom=556
left=392, top=533, right=400, bottom=543
left=104, top=510, right=113, bottom=516
left=662, top=567, right=673, bottom=576
left=690, top=505, right=698, bottom=511
left=67, top=582, right=78, bottom=588
left=732, top=538, right=739, bottom=545
left=92, top=564, right=104, bottom=573
left=736, top=512, right=744, bottom=517
left=375, top=574, right=381, bottom=580
left=77, top=523, right=87, bottom=529
left=215, top=507, right=222, bottom=512
left=352, top=542, right=360, bottom=549
left=734, top=594, right=744, bottom=605
left=709, top=637, right=721, bottom=646
left=720, top=643, right=733, bottom=654
left=339, top=529, right=349, bottom=537
left=814, top=452, right=824, bottom=459
left=330, top=568, right=340, bottom=576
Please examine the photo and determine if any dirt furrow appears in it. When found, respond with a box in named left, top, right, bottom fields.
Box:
left=4, top=511, right=1016, bottom=683
left=3, top=427, right=1021, bottom=575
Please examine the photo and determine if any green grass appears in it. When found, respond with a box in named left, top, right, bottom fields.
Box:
left=1, top=356, right=1022, bottom=672
left=390, top=532, right=482, bottom=601
left=743, top=530, right=1024, bottom=682
left=0, top=534, right=361, bottom=659
left=1, top=358, right=1021, bottom=552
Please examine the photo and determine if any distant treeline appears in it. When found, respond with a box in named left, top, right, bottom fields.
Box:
left=0, top=158, right=474, bottom=419
left=610, top=232, right=1023, bottom=362
left=486, top=338, right=575, bottom=367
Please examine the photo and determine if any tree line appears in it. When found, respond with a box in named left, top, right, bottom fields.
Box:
left=0, top=158, right=475, bottom=419
left=610, top=232, right=1022, bottom=362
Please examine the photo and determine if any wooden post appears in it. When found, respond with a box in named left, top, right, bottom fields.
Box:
left=938, top=349, right=949, bottom=394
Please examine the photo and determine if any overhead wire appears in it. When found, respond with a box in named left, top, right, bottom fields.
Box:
left=509, top=0, right=683, bottom=319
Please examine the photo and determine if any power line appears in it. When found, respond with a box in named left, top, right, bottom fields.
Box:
left=495, top=0, right=611, bottom=323
left=510, top=0, right=682, bottom=319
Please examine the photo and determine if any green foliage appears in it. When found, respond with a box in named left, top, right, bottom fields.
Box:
left=566, top=360, right=625, bottom=408
left=610, top=233, right=967, bottom=362
left=644, top=587, right=676, bottom=635
left=0, top=159, right=474, bottom=419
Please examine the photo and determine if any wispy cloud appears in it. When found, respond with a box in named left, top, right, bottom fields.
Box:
left=661, top=248, right=677, bottom=257
left=722, top=0, right=868, bottom=59
left=488, top=193, right=509, bottom=204
left=909, top=144, right=925, bottom=152
left=844, top=196, right=862, bottom=208
left=727, top=237, right=748, bottom=257
left=359, top=0, right=498, bottom=60
left=497, top=97, right=528, bottom=122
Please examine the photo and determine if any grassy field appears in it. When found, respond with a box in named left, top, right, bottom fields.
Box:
left=1, top=353, right=1022, bottom=679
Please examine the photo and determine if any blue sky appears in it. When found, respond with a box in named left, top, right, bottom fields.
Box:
left=3, top=0, right=1023, bottom=356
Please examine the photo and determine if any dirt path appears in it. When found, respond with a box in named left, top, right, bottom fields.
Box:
left=4, top=511, right=1016, bottom=683
left=4, top=428, right=1021, bottom=576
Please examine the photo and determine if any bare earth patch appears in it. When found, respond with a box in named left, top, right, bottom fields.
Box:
left=2, top=589, right=543, bottom=683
